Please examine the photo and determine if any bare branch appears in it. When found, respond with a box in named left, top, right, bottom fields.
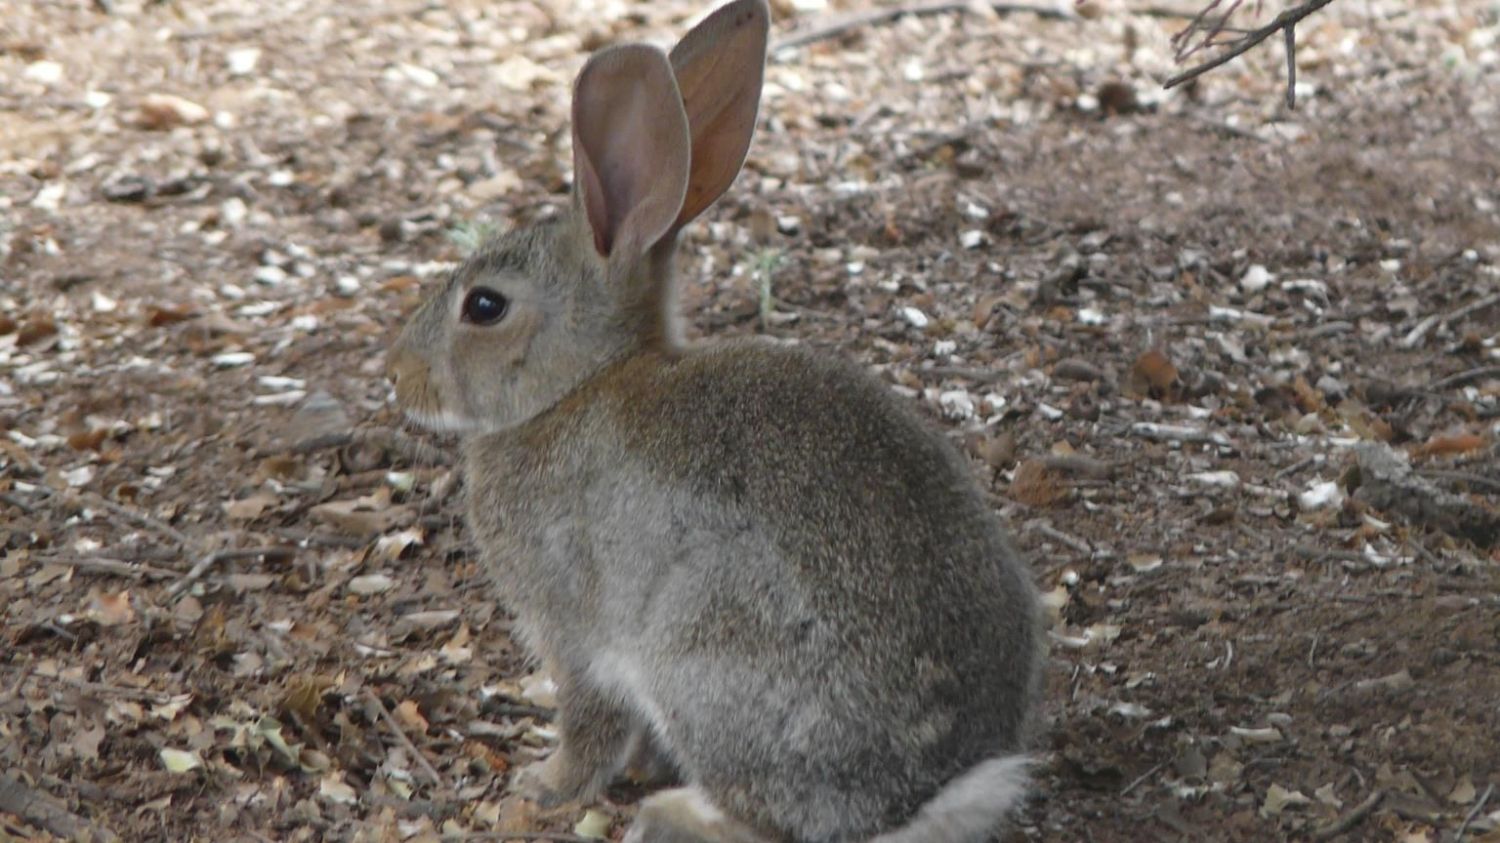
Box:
left=1165, top=0, right=1338, bottom=107
left=774, top=1, right=1074, bottom=54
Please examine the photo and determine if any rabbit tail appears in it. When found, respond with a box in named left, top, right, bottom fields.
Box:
left=865, top=755, right=1031, bottom=843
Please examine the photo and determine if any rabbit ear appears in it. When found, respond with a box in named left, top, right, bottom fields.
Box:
left=572, top=44, right=691, bottom=264
left=667, top=0, right=770, bottom=235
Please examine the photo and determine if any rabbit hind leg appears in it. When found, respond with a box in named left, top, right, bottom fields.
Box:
left=623, top=787, right=769, bottom=843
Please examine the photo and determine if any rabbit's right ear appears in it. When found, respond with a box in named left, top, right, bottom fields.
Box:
left=572, top=44, right=692, bottom=267
left=668, top=0, right=771, bottom=235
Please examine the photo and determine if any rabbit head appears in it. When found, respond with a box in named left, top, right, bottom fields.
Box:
left=387, top=0, right=769, bottom=433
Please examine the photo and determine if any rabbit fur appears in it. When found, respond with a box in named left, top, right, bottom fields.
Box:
left=386, top=1, right=1044, bottom=841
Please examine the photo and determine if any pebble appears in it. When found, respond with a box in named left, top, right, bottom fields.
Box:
left=1240, top=264, right=1272, bottom=294
left=900, top=306, right=930, bottom=329
left=139, top=93, right=210, bottom=129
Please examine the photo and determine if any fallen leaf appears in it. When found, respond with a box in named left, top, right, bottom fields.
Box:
left=224, top=491, right=277, bottom=522
left=1261, top=782, right=1311, bottom=817
left=1413, top=433, right=1486, bottom=460
left=348, top=574, right=396, bottom=595
left=1448, top=776, right=1476, bottom=805
left=1010, top=460, right=1067, bottom=507
left=395, top=700, right=429, bottom=733
left=574, top=809, right=611, bottom=840
left=86, top=591, right=136, bottom=626
left=1127, top=349, right=1179, bottom=400
left=318, top=773, right=358, bottom=805
left=16, top=314, right=58, bottom=346
left=159, top=748, right=202, bottom=773
left=374, top=527, right=424, bottom=561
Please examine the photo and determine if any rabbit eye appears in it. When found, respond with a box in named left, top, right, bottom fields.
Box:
left=461, top=287, right=509, bottom=325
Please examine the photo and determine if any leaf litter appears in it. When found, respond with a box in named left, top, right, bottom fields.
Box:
left=1, top=0, right=1498, bottom=841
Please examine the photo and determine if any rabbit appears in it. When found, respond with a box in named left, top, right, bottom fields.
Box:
left=384, top=1, right=1044, bottom=840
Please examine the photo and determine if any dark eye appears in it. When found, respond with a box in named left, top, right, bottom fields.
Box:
left=461, top=287, right=509, bottom=325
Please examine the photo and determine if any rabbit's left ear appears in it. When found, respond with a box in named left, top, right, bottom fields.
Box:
left=572, top=44, right=692, bottom=265
left=667, top=0, right=770, bottom=236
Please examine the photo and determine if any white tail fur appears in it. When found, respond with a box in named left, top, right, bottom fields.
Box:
left=866, top=755, right=1031, bottom=843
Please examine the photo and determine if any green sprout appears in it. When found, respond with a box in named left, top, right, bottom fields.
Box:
left=751, top=248, right=783, bottom=331
left=446, top=217, right=502, bottom=256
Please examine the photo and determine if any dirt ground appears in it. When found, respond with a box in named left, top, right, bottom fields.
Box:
left=3, top=0, right=1499, bottom=841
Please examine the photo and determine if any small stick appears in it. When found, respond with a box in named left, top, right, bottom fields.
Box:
left=1164, top=0, right=1338, bottom=93
left=1121, top=761, right=1166, bottom=796
left=42, top=675, right=175, bottom=704
left=365, top=688, right=449, bottom=792
left=78, top=491, right=194, bottom=549
left=774, top=0, right=1073, bottom=54
left=41, top=556, right=181, bottom=581
left=1128, top=422, right=1233, bottom=448
left=1025, top=520, right=1094, bottom=555
left=1274, top=455, right=1316, bottom=479
left=0, top=492, right=36, bottom=514
left=1456, top=782, right=1494, bottom=843
left=0, top=773, right=119, bottom=843
left=1430, top=365, right=1500, bottom=391
left=167, top=546, right=293, bottom=598
left=1283, top=23, right=1297, bottom=108
left=1416, top=470, right=1500, bottom=494
left=1311, top=788, right=1383, bottom=840
left=441, top=833, right=596, bottom=842
left=1441, top=291, right=1500, bottom=328
left=281, top=427, right=451, bottom=467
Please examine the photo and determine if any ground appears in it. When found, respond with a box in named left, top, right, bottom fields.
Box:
left=2, top=0, right=1498, bottom=841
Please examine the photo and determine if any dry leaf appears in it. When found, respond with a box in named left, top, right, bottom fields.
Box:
left=1010, top=460, right=1067, bottom=507
left=1413, top=433, right=1486, bottom=459
left=86, top=591, right=136, bottom=626
left=16, top=314, right=58, bottom=346
left=1127, top=349, right=1179, bottom=400
left=394, top=700, right=429, bottom=733
left=224, top=491, right=277, bottom=522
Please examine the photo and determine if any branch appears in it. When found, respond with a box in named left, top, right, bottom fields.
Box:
left=774, top=1, right=1074, bottom=54
left=1164, top=0, right=1339, bottom=107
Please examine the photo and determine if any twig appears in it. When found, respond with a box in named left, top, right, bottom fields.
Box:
left=1311, top=788, right=1383, bottom=840
left=1455, top=782, right=1493, bottom=843
left=39, top=556, right=181, bottom=581
left=1416, top=470, right=1500, bottom=494
left=1025, top=519, right=1094, bottom=555
left=1430, top=365, right=1500, bottom=392
left=774, top=1, right=1074, bottom=54
left=364, top=688, right=449, bottom=792
left=1121, top=761, right=1166, bottom=796
left=1440, top=291, right=1500, bottom=328
left=166, top=546, right=294, bottom=598
left=1128, top=422, right=1234, bottom=448
left=0, top=491, right=37, bottom=514
left=1274, top=455, right=1316, bottom=479
left=441, top=833, right=596, bottom=842
left=280, top=427, right=451, bottom=467
left=0, top=773, right=119, bottom=843
left=1164, top=0, right=1338, bottom=106
left=78, top=491, right=194, bottom=549
left=40, top=675, right=176, bottom=704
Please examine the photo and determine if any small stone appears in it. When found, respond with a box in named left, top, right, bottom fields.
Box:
left=900, top=307, right=930, bottom=329
left=960, top=230, right=986, bottom=249
left=1240, top=264, right=1272, bottom=294
left=226, top=47, right=261, bottom=76
left=254, top=266, right=288, bottom=286
left=220, top=197, right=249, bottom=228
left=138, top=93, right=210, bottom=129
left=24, top=61, right=65, bottom=86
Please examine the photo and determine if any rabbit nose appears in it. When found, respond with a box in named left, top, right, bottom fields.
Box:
left=385, top=348, right=425, bottom=387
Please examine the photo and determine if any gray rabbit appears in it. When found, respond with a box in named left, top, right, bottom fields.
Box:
left=385, top=1, right=1044, bottom=840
